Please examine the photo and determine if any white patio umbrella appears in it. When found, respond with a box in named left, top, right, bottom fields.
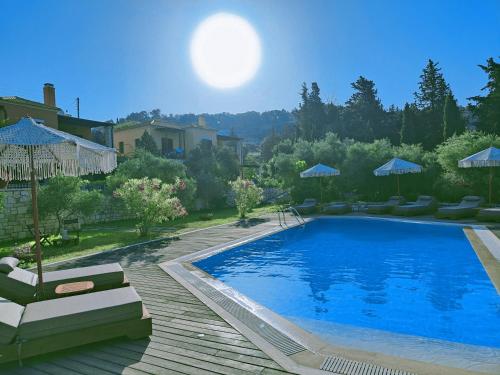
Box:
left=458, top=146, right=500, bottom=204
left=300, top=163, right=340, bottom=202
left=0, top=117, right=117, bottom=295
left=373, top=158, right=422, bottom=195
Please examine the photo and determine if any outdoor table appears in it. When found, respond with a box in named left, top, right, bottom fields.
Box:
left=55, top=280, right=95, bottom=297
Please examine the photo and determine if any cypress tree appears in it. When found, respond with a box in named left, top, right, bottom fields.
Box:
left=308, top=82, right=327, bottom=140
left=400, top=103, right=418, bottom=144
left=136, top=130, right=160, bottom=155
left=443, top=93, right=465, bottom=140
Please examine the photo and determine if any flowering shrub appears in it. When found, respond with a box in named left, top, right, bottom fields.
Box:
left=12, top=244, right=35, bottom=267
left=115, top=177, right=187, bottom=236
left=229, top=178, right=263, bottom=219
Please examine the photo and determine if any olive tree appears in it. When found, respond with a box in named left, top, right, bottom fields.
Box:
left=38, top=176, right=103, bottom=233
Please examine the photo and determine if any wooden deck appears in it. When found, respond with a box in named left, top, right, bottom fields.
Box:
left=2, top=217, right=294, bottom=375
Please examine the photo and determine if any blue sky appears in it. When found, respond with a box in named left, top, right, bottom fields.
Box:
left=1, top=0, right=499, bottom=121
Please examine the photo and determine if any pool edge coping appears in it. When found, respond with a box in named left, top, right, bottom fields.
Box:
left=160, top=216, right=499, bottom=375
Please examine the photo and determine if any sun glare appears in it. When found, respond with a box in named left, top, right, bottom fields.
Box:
left=190, top=13, right=262, bottom=89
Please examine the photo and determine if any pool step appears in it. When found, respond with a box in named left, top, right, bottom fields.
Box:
left=321, top=355, right=416, bottom=375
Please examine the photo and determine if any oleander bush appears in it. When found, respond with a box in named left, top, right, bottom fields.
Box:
left=115, top=177, right=187, bottom=236
left=229, top=177, right=263, bottom=218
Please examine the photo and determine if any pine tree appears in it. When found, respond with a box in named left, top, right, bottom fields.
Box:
left=400, top=103, right=418, bottom=144
left=414, top=59, right=451, bottom=149
left=342, top=76, right=382, bottom=141
left=468, top=57, right=500, bottom=135
left=414, top=59, right=450, bottom=111
left=136, top=130, right=160, bottom=155
left=443, top=93, right=465, bottom=140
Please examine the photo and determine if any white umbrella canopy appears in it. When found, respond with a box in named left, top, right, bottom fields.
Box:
left=373, top=158, right=422, bottom=195
left=300, top=163, right=340, bottom=178
left=458, top=146, right=500, bottom=204
left=300, top=163, right=340, bottom=201
left=0, top=117, right=117, bottom=295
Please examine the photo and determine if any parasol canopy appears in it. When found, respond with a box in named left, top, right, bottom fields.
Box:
left=373, top=158, right=422, bottom=176
left=458, top=147, right=500, bottom=168
left=300, top=163, right=340, bottom=202
left=373, top=158, right=422, bottom=195
left=458, top=146, right=500, bottom=204
left=0, top=117, right=117, bottom=295
left=300, top=163, right=340, bottom=178
left=0, top=117, right=116, bottom=180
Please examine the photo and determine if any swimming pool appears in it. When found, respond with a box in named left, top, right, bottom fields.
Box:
left=195, top=217, right=500, bottom=350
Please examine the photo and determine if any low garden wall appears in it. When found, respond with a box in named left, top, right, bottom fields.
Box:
left=0, top=188, right=130, bottom=242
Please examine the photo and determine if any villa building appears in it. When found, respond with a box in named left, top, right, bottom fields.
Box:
left=114, top=116, right=243, bottom=162
left=0, top=83, right=114, bottom=147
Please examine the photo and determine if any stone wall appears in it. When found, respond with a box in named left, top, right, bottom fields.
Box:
left=0, top=189, right=130, bottom=242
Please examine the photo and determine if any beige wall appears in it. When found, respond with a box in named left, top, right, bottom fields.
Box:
left=0, top=101, right=58, bottom=128
left=114, top=124, right=241, bottom=161
left=184, top=127, right=217, bottom=153
left=114, top=125, right=183, bottom=156
left=114, top=125, right=153, bottom=155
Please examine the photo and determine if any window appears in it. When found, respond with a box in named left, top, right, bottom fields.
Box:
left=134, top=138, right=140, bottom=147
left=161, top=138, right=174, bottom=155
left=118, top=142, right=124, bottom=154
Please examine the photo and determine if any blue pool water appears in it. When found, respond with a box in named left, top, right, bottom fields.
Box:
left=195, top=217, right=500, bottom=348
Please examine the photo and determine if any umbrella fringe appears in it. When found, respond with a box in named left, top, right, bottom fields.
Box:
left=458, top=160, right=500, bottom=168
left=0, top=144, right=117, bottom=180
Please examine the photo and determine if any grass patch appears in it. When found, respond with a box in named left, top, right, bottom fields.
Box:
left=0, top=205, right=278, bottom=267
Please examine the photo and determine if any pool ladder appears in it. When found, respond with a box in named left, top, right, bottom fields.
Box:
left=277, top=205, right=306, bottom=228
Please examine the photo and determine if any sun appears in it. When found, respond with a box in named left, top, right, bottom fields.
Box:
left=190, top=13, right=262, bottom=89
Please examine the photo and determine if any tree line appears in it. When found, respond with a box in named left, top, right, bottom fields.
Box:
left=290, top=58, right=498, bottom=151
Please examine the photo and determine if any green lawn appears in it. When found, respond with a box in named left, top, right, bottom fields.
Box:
left=0, top=205, right=278, bottom=267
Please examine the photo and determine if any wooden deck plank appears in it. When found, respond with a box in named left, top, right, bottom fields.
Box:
left=1, top=216, right=294, bottom=375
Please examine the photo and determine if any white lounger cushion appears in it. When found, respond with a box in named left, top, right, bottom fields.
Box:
left=0, top=297, right=25, bottom=345
left=19, top=287, right=143, bottom=340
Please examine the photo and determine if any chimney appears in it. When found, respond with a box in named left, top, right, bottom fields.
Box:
left=43, top=83, right=56, bottom=107
left=198, top=115, right=207, bottom=128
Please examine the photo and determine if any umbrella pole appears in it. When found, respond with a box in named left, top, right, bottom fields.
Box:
left=489, top=167, right=493, bottom=205
left=29, top=151, right=44, bottom=298
left=397, top=175, right=400, bottom=196
left=320, top=177, right=323, bottom=203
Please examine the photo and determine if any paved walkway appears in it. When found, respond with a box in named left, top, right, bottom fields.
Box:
left=2, top=216, right=294, bottom=375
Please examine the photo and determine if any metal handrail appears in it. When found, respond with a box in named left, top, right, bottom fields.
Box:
left=287, top=206, right=306, bottom=227
left=277, top=205, right=305, bottom=228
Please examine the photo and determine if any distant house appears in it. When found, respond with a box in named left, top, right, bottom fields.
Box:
left=114, top=116, right=243, bottom=162
left=0, top=83, right=114, bottom=147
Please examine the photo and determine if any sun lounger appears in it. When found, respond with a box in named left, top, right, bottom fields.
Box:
left=292, top=199, right=318, bottom=215
left=0, top=258, right=129, bottom=305
left=322, top=202, right=351, bottom=215
left=0, top=286, right=152, bottom=364
left=366, top=196, right=405, bottom=214
left=436, top=196, right=484, bottom=219
left=477, top=207, right=500, bottom=222
left=393, top=196, right=437, bottom=216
